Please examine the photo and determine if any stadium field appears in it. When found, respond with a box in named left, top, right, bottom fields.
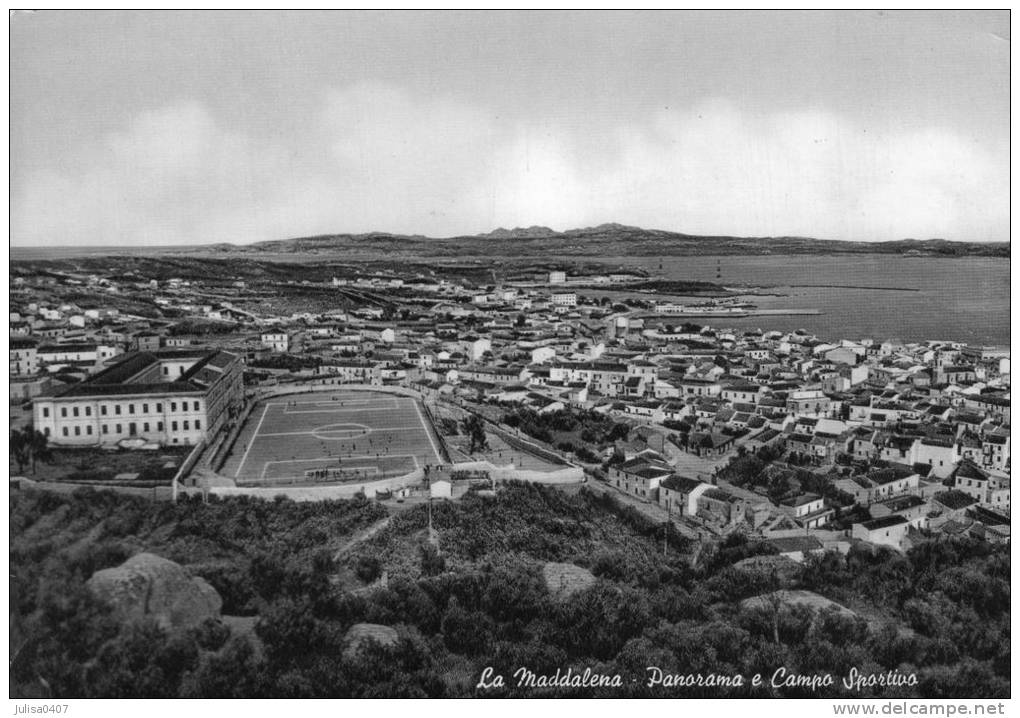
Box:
left=220, top=391, right=444, bottom=484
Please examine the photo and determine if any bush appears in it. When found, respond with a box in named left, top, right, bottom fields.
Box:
left=355, top=555, right=383, bottom=583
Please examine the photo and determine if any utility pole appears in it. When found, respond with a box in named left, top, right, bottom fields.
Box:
left=663, top=500, right=670, bottom=556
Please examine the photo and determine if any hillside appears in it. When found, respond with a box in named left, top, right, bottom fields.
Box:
left=11, top=224, right=1008, bottom=261
left=205, top=224, right=1009, bottom=259
left=9, top=484, right=1009, bottom=698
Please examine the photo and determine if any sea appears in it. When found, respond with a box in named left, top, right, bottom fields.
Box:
left=586, top=255, right=1010, bottom=348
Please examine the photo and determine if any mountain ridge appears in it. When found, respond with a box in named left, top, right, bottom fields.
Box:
left=217, top=223, right=1007, bottom=258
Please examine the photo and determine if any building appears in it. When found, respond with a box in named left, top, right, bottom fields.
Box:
left=33, top=349, right=243, bottom=447
left=658, top=475, right=710, bottom=516
left=260, top=332, right=290, bottom=353
left=10, top=337, right=39, bottom=377
left=551, top=292, right=578, bottom=307
left=780, top=493, right=833, bottom=529
left=548, top=361, right=629, bottom=397
left=852, top=515, right=910, bottom=549
left=37, top=342, right=101, bottom=367
left=549, top=271, right=566, bottom=285
left=318, top=360, right=383, bottom=385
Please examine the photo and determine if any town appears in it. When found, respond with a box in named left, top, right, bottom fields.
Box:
left=9, top=259, right=1012, bottom=558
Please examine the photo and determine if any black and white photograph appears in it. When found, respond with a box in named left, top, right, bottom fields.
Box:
left=7, top=9, right=1011, bottom=706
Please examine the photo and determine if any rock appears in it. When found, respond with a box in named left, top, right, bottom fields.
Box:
left=87, top=552, right=222, bottom=630
left=542, top=562, right=595, bottom=600
left=343, top=623, right=399, bottom=658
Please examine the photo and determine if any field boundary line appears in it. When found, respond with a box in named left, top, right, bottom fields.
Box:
left=234, top=404, right=270, bottom=478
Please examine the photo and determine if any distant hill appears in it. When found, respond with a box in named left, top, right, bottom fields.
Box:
left=209, top=224, right=1008, bottom=259
left=11, top=224, right=1009, bottom=261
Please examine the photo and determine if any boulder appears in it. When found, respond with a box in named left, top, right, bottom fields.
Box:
left=343, top=623, right=399, bottom=658
left=542, top=562, right=595, bottom=600
left=87, top=552, right=222, bottom=630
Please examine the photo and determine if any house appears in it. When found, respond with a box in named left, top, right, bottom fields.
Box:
left=786, top=389, right=833, bottom=417
left=931, top=489, right=979, bottom=519
left=852, top=515, right=910, bottom=549
left=658, top=475, right=711, bottom=516
left=10, top=337, right=39, bottom=377
left=688, top=432, right=735, bottom=458
left=834, top=469, right=921, bottom=506
left=982, top=432, right=1010, bottom=472
left=914, top=437, right=959, bottom=479
left=606, top=454, right=673, bottom=501
left=721, top=383, right=765, bottom=404
left=430, top=480, right=452, bottom=499
left=676, top=377, right=722, bottom=397
left=870, top=494, right=929, bottom=529
left=695, top=487, right=760, bottom=529
left=780, top=493, right=833, bottom=529
left=260, top=332, right=289, bottom=352
left=953, top=461, right=1010, bottom=510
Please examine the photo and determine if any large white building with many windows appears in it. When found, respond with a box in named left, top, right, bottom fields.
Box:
left=32, top=349, right=243, bottom=447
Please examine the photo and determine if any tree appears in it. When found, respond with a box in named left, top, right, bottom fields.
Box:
left=419, top=542, right=445, bottom=577
left=11, top=429, right=31, bottom=474
left=461, top=414, right=489, bottom=454
left=29, top=430, right=51, bottom=473
left=10, top=428, right=50, bottom=475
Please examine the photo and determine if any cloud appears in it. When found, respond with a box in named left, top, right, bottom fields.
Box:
left=11, top=86, right=1008, bottom=246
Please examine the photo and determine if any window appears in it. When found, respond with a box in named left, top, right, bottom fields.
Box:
left=102, top=425, right=108, bottom=434
left=157, top=422, right=164, bottom=431
left=61, top=407, right=67, bottom=418
left=44, top=428, right=50, bottom=437
left=115, top=405, right=122, bottom=415
left=86, top=406, right=92, bottom=417
left=193, top=401, right=200, bottom=411
left=163, top=366, right=169, bottom=375
left=172, top=421, right=178, bottom=431
left=101, top=405, right=107, bottom=416
left=86, top=426, right=92, bottom=435
left=129, top=404, right=135, bottom=414
left=62, top=427, right=68, bottom=437
left=171, top=402, right=177, bottom=412
left=156, top=403, right=163, bottom=412
left=74, top=426, right=80, bottom=436
left=72, top=407, right=79, bottom=417
left=116, top=424, right=122, bottom=433
left=143, top=403, right=148, bottom=413
left=183, top=420, right=189, bottom=430
left=42, top=407, right=49, bottom=418
left=143, top=422, right=150, bottom=432
left=195, top=420, right=201, bottom=430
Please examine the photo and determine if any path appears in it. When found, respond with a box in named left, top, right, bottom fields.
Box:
left=333, top=516, right=392, bottom=561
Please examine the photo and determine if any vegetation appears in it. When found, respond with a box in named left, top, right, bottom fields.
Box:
left=10, top=428, right=51, bottom=474
left=501, top=407, right=630, bottom=451
left=9, top=484, right=1009, bottom=698
left=248, top=354, right=323, bottom=372
left=460, top=414, right=489, bottom=454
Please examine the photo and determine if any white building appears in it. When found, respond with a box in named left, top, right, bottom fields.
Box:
left=260, top=332, right=289, bottom=353
left=33, top=350, right=243, bottom=447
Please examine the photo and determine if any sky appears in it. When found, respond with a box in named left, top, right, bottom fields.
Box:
left=10, top=10, right=1010, bottom=247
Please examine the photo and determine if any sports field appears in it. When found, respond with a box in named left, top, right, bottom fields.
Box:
left=220, top=391, right=444, bottom=484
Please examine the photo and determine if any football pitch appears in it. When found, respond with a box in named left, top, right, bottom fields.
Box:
left=220, top=391, right=444, bottom=484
